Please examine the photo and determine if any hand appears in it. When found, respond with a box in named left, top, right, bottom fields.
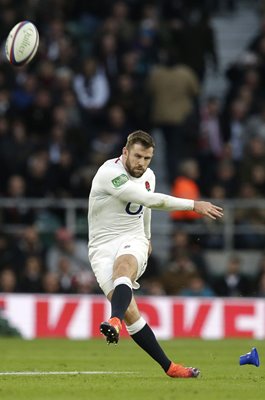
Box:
left=194, top=201, right=223, bottom=220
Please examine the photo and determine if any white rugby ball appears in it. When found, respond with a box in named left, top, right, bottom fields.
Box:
left=5, top=21, right=39, bottom=66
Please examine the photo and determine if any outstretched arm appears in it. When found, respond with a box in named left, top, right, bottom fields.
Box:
left=116, top=181, right=223, bottom=220
left=96, top=167, right=223, bottom=220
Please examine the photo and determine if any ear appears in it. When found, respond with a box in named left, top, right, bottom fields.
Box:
left=122, top=147, right=128, bottom=157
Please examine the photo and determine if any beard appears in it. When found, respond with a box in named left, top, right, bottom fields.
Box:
left=125, top=159, right=145, bottom=178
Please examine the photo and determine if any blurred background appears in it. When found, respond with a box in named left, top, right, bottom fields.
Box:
left=0, top=0, right=264, bottom=300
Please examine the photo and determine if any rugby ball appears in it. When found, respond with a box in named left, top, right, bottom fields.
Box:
left=5, top=21, right=39, bottom=66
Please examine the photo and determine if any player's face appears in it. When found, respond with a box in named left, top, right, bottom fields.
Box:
left=123, top=143, right=154, bottom=178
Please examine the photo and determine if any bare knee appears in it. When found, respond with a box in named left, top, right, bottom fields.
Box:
left=113, top=254, right=138, bottom=282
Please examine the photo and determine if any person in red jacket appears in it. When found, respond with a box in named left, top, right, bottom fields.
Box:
left=171, top=159, right=201, bottom=222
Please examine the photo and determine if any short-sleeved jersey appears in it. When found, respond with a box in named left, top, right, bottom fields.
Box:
left=88, top=156, right=155, bottom=248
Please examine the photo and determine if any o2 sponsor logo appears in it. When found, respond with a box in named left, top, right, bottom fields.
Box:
left=125, top=202, right=143, bottom=216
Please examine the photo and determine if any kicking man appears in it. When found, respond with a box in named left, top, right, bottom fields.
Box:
left=88, top=130, right=223, bottom=378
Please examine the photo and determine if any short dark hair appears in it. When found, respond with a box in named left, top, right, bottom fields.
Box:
left=126, top=130, right=155, bottom=149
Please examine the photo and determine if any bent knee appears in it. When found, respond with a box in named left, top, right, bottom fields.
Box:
left=113, top=254, right=138, bottom=281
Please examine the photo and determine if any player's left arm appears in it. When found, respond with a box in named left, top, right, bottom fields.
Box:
left=144, top=171, right=155, bottom=256
left=144, top=210, right=152, bottom=257
left=144, top=207, right=151, bottom=240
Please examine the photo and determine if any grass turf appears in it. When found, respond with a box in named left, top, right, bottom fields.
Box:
left=0, top=338, right=264, bottom=400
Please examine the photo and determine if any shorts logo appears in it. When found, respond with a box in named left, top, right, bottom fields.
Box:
left=112, top=174, right=129, bottom=188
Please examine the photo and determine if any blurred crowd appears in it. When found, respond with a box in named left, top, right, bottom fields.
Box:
left=1, top=225, right=265, bottom=297
left=0, top=0, right=264, bottom=297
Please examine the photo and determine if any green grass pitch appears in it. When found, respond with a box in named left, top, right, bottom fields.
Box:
left=0, top=338, right=264, bottom=400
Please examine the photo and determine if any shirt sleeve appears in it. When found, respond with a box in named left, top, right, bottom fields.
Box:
left=143, top=207, right=151, bottom=240
left=93, top=165, right=131, bottom=196
left=118, top=181, right=194, bottom=211
left=95, top=165, right=194, bottom=211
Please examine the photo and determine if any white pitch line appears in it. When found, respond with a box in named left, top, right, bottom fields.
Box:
left=0, top=371, right=135, bottom=376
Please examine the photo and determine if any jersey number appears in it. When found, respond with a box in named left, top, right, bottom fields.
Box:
left=125, top=202, right=143, bottom=215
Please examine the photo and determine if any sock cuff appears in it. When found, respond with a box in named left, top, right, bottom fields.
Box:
left=126, top=317, right=146, bottom=335
left=113, top=276, right=132, bottom=289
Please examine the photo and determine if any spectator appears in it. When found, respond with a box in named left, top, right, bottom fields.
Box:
left=180, top=274, right=215, bottom=297
left=250, top=164, right=265, bottom=197
left=253, top=254, right=265, bottom=296
left=41, top=271, right=61, bottom=293
left=138, top=253, right=162, bottom=293
left=209, top=184, right=227, bottom=200
left=2, top=175, right=35, bottom=225
left=45, top=18, right=77, bottom=67
left=199, top=96, right=224, bottom=193
left=215, top=160, right=239, bottom=198
left=0, top=268, right=17, bottom=293
left=170, top=159, right=202, bottom=223
left=46, top=227, right=90, bottom=275
left=120, top=50, right=141, bottom=79
left=60, top=88, right=82, bottom=126
left=140, top=278, right=166, bottom=296
left=24, top=88, right=53, bottom=139
left=95, top=32, right=120, bottom=83
left=161, top=255, right=199, bottom=295
left=110, top=0, right=135, bottom=45
left=17, top=225, right=46, bottom=265
left=37, top=60, right=56, bottom=89
left=90, top=130, right=121, bottom=166
left=248, top=16, right=265, bottom=53
left=50, top=148, right=76, bottom=198
left=0, top=233, right=21, bottom=274
left=135, top=20, right=159, bottom=76
left=47, top=125, right=69, bottom=165
left=221, top=99, right=249, bottom=163
left=51, top=105, right=73, bottom=131
left=105, top=104, right=131, bottom=142
left=73, top=270, right=99, bottom=294
left=169, top=230, right=209, bottom=281
left=256, top=272, right=265, bottom=297
left=26, top=151, right=53, bottom=198
left=56, top=257, right=75, bottom=294
left=71, top=164, right=98, bottom=198
left=10, top=73, right=37, bottom=112
left=73, top=57, right=110, bottom=130
left=0, top=116, right=11, bottom=189
left=0, top=118, right=34, bottom=187
left=203, top=184, right=226, bottom=249
left=240, top=136, right=265, bottom=189
left=111, top=74, right=149, bottom=128
left=200, top=97, right=223, bottom=159
left=54, top=67, right=74, bottom=94
left=0, top=88, right=10, bottom=118
left=213, top=255, right=252, bottom=297
left=19, top=256, right=43, bottom=293
left=148, top=50, right=200, bottom=183
left=179, top=11, right=218, bottom=82
left=224, top=59, right=261, bottom=116
left=234, top=182, right=265, bottom=249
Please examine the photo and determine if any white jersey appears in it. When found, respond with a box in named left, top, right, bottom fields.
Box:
left=88, top=156, right=156, bottom=248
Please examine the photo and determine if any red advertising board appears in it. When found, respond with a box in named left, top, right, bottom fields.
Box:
left=0, top=294, right=264, bottom=339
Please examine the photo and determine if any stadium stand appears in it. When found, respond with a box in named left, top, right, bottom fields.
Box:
left=0, top=0, right=264, bottom=297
